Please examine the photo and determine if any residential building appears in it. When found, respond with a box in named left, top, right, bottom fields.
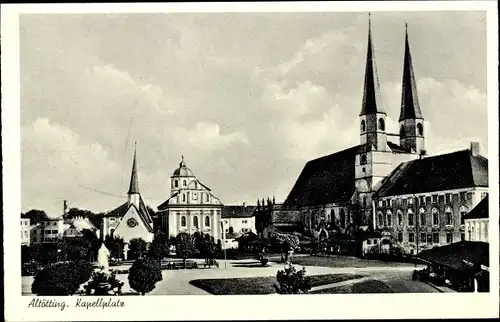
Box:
left=21, top=218, right=30, bottom=246
left=221, top=203, right=256, bottom=235
left=372, top=144, right=488, bottom=254
left=101, top=144, right=154, bottom=244
left=464, top=195, right=489, bottom=242
left=157, top=156, right=222, bottom=242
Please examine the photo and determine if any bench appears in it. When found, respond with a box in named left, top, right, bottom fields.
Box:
left=202, top=259, right=219, bottom=269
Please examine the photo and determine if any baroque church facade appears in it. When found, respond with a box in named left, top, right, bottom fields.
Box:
left=157, top=157, right=223, bottom=242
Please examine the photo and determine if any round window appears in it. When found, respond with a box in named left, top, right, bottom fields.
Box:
left=127, top=218, right=138, bottom=228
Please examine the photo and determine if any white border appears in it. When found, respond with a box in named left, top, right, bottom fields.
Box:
left=2, top=2, right=499, bottom=321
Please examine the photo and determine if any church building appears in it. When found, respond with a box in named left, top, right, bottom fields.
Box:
left=157, top=157, right=223, bottom=242
left=279, top=19, right=424, bottom=240
left=101, top=144, right=155, bottom=244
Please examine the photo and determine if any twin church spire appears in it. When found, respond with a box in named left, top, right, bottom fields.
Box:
left=360, top=14, right=424, bottom=154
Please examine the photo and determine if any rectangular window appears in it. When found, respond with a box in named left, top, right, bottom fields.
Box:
left=438, top=195, right=445, bottom=204
left=427, top=234, right=432, bottom=244
left=409, top=233, right=415, bottom=243
left=408, top=213, right=414, bottom=226
left=446, top=233, right=452, bottom=244
left=402, top=198, right=407, bottom=207
left=378, top=200, right=383, bottom=208
left=433, top=213, right=439, bottom=226
left=432, top=195, right=438, bottom=203
left=420, top=212, right=426, bottom=225
left=387, top=215, right=392, bottom=227
left=397, top=232, right=403, bottom=242
left=420, top=233, right=426, bottom=244
left=374, top=239, right=378, bottom=244
left=460, top=192, right=466, bottom=202
left=242, top=220, right=248, bottom=224
left=433, top=233, right=439, bottom=244
left=419, top=196, right=425, bottom=205
left=445, top=194, right=452, bottom=204
left=409, top=197, right=414, bottom=205
left=367, top=239, right=372, bottom=245
left=425, top=196, right=432, bottom=205
left=467, top=192, right=473, bottom=201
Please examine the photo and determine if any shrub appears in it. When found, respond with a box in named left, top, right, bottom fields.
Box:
left=274, top=263, right=311, bottom=294
left=84, top=270, right=124, bottom=295
left=31, top=260, right=93, bottom=295
left=176, top=233, right=197, bottom=268
left=148, top=232, right=170, bottom=264
left=129, top=238, right=148, bottom=260
left=128, top=258, right=163, bottom=295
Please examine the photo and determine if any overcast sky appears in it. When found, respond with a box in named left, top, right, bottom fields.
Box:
left=20, top=11, right=488, bottom=216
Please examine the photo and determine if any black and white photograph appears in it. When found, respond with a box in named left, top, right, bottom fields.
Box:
left=2, top=1, right=499, bottom=321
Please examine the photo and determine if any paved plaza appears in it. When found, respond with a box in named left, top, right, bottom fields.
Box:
left=22, top=256, right=445, bottom=295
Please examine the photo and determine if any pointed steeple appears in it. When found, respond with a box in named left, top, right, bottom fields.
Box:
left=128, top=142, right=139, bottom=194
left=359, top=13, right=385, bottom=116
left=399, top=24, right=423, bottom=121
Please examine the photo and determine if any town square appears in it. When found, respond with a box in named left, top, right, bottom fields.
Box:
left=4, top=3, right=495, bottom=312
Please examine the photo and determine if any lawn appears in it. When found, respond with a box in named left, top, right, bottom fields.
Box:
left=287, top=255, right=415, bottom=268
left=310, top=279, right=394, bottom=294
left=189, top=273, right=364, bottom=295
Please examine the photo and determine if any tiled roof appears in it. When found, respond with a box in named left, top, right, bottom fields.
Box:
left=417, top=241, right=489, bottom=272
left=373, top=149, right=488, bottom=198
left=105, top=200, right=153, bottom=233
left=464, top=196, right=488, bottom=220
left=284, top=145, right=365, bottom=207
left=221, top=205, right=256, bottom=219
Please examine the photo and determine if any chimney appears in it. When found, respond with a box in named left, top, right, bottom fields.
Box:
left=243, top=202, right=246, bottom=208
left=470, top=141, right=480, bottom=157
left=63, top=200, right=68, bottom=216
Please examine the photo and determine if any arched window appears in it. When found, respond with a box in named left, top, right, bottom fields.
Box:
left=181, top=216, right=186, bottom=227
left=459, top=206, right=468, bottom=225
left=408, top=209, right=414, bottom=226
left=419, top=207, right=426, bottom=225
left=330, top=209, right=335, bottom=223
left=386, top=210, right=392, bottom=227
left=228, top=226, right=234, bottom=234
left=417, top=123, right=423, bottom=136
left=182, top=194, right=186, bottom=202
left=340, top=209, right=346, bottom=228
left=205, top=216, right=210, bottom=227
left=183, top=180, right=187, bottom=186
left=445, top=206, right=453, bottom=225
left=432, top=207, right=439, bottom=226
left=360, top=155, right=367, bottom=166
left=361, top=120, right=366, bottom=132
left=400, top=125, right=404, bottom=138
left=193, top=216, right=198, bottom=228
left=378, top=118, right=385, bottom=131
left=377, top=211, right=384, bottom=226
left=206, top=194, right=210, bottom=202
left=397, top=210, right=403, bottom=226
left=174, top=180, right=178, bottom=188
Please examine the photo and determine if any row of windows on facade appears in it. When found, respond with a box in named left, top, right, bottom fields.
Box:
left=360, top=119, right=423, bottom=136
left=173, top=179, right=198, bottom=189
left=224, top=227, right=250, bottom=234
left=396, top=231, right=463, bottom=244
left=377, top=206, right=469, bottom=227
left=21, top=220, right=30, bottom=225
left=308, top=209, right=348, bottom=222
left=377, top=191, right=487, bottom=209
left=223, top=219, right=249, bottom=225
left=179, top=215, right=211, bottom=228
left=176, top=191, right=211, bottom=203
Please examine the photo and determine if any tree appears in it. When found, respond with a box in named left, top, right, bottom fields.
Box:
left=274, top=263, right=312, bottom=294
left=128, top=258, right=162, bottom=295
left=31, top=260, right=93, bottom=295
left=129, top=238, right=148, bottom=259
left=176, top=232, right=197, bottom=268
left=105, top=236, right=125, bottom=259
left=22, top=209, right=49, bottom=225
left=148, top=231, right=170, bottom=264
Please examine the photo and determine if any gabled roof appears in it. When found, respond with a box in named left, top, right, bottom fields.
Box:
left=373, top=149, right=488, bottom=198
left=127, top=203, right=154, bottom=233
left=221, top=205, right=256, bottom=219
left=157, top=193, right=179, bottom=210
left=105, top=202, right=129, bottom=218
left=105, top=199, right=153, bottom=232
left=464, top=196, right=489, bottom=220
left=417, top=241, right=489, bottom=272
left=284, top=145, right=365, bottom=207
